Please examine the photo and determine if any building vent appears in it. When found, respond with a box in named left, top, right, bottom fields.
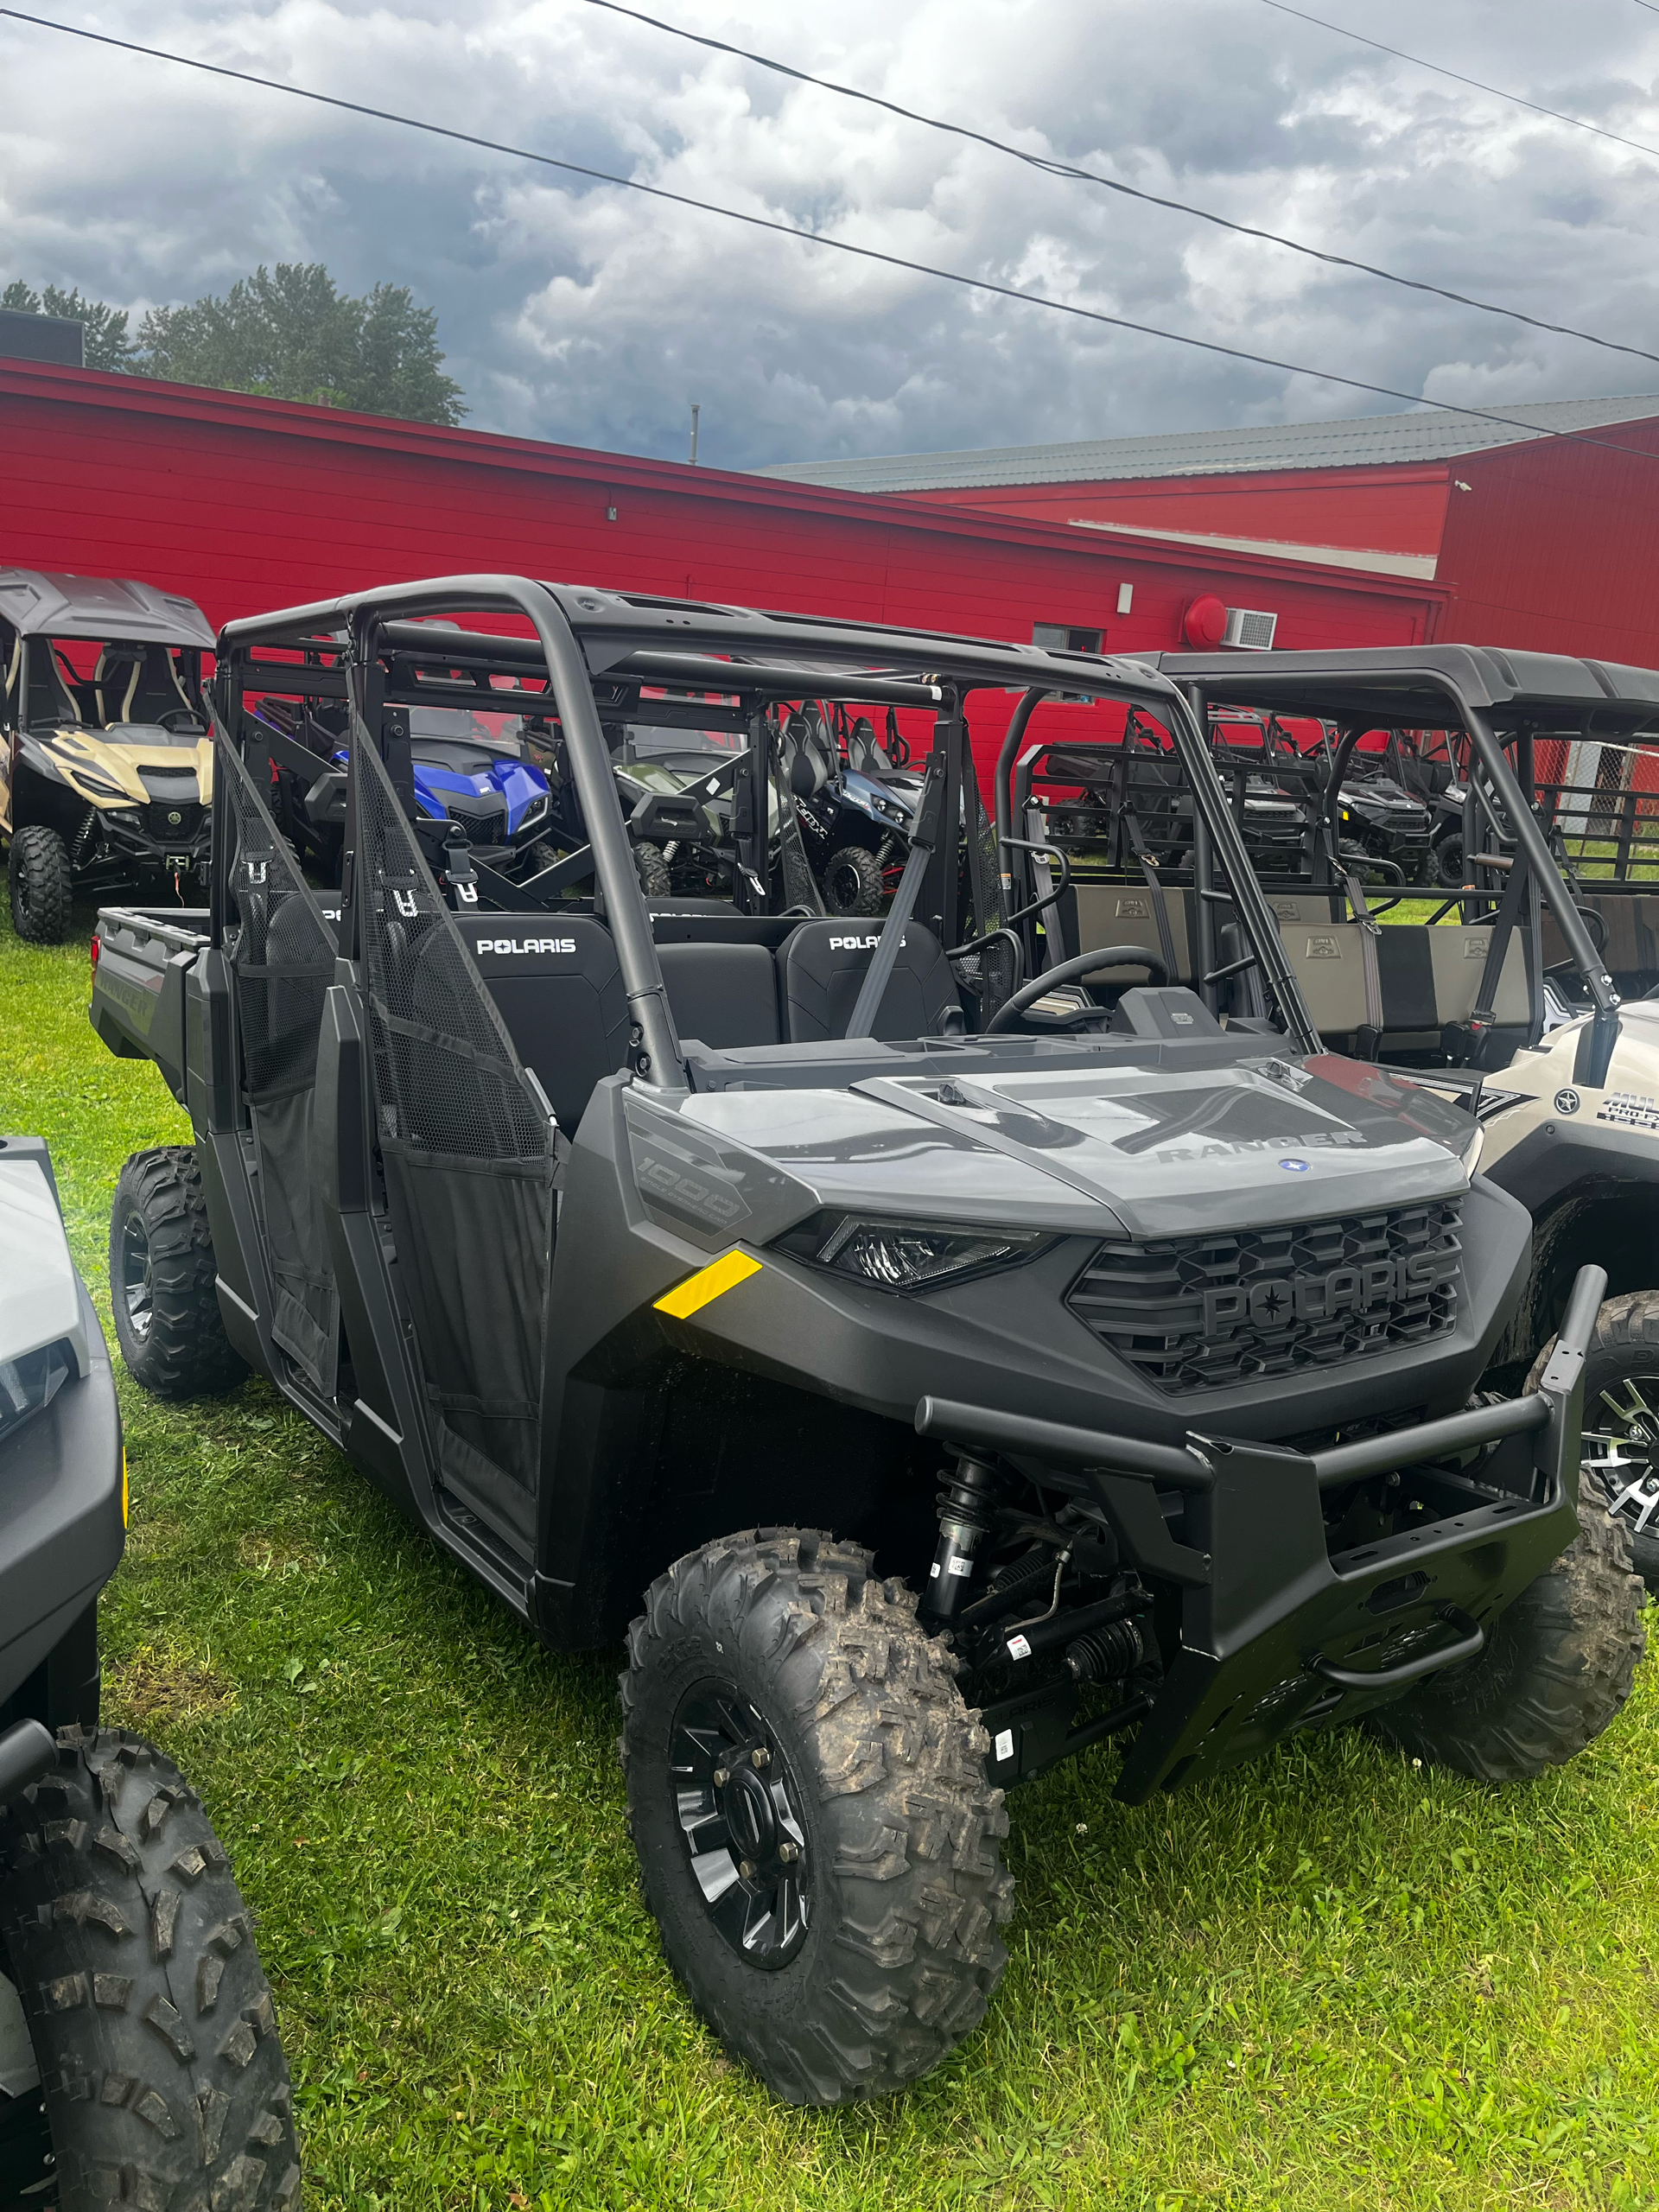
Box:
left=1222, top=606, right=1278, bottom=651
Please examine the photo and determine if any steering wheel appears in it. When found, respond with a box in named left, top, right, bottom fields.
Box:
left=157, top=708, right=207, bottom=734
left=986, top=946, right=1168, bottom=1034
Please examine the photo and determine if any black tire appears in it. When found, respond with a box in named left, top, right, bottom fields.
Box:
left=620, top=1528, right=1014, bottom=2106
left=109, top=1151, right=246, bottom=1401
left=0, top=1726, right=300, bottom=2210
left=1369, top=1465, right=1645, bottom=1782
left=7, top=825, right=74, bottom=944
left=1432, top=832, right=1464, bottom=889
left=633, top=842, right=673, bottom=898
left=820, top=845, right=884, bottom=918
left=1534, top=1293, right=1659, bottom=1588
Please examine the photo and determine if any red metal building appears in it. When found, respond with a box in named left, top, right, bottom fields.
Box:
left=769, top=395, right=1659, bottom=668
left=2, top=358, right=1446, bottom=780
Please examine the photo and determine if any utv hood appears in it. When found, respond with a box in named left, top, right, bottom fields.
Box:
left=29, top=726, right=213, bottom=810
left=676, top=1052, right=1475, bottom=1240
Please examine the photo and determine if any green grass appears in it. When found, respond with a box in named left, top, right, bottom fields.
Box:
left=4, top=899, right=1659, bottom=2212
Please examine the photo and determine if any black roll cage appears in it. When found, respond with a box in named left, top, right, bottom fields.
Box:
left=213, top=575, right=1321, bottom=1065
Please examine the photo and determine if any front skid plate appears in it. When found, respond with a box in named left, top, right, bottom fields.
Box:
left=1115, top=1459, right=1576, bottom=1802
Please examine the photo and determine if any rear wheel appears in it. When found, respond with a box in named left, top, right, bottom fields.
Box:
left=110, top=1150, right=247, bottom=1400
left=1369, top=1465, right=1645, bottom=1781
left=820, top=845, right=884, bottom=918
left=1432, top=832, right=1465, bottom=888
left=620, top=1528, right=1013, bottom=2105
left=634, top=842, right=672, bottom=897
left=0, top=1727, right=300, bottom=2211
left=7, top=826, right=74, bottom=944
left=1535, top=1293, right=1659, bottom=1587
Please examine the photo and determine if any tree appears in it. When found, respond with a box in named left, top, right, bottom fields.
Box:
left=2, top=279, right=136, bottom=371
left=136, top=263, right=467, bottom=425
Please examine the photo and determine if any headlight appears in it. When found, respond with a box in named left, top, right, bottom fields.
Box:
left=517, top=793, right=550, bottom=828
left=74, top=770, right=127, bottom=801
left=773, top=1211, right=1049, bottom=1292
left=0, top=1340, right=73, bottom=1450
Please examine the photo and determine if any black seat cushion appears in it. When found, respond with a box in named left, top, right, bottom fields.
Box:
left=781, top=919, right=961, bottom=1042
left=658, top=941, right=782, bottom=1048
left=470, top=917, right=628, bottom=1135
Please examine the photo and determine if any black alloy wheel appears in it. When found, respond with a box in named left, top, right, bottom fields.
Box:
left=670, top=1682, right=811, bottom=1969
left=119, top=1203, right=155, bottom=1345
left=1583, top=1370, right=1659, bottom=1582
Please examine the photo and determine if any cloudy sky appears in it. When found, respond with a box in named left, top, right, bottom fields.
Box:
left=4, top=0, right=1659, bottom=470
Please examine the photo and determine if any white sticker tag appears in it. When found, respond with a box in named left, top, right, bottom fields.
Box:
left=947, top=1554, right=973, bottom=1578
left=994, top=1728, right=1015, bottom=1764
left=1006, top=1633, right=1032, bottom=1661
left=929, top=1561, right=941, bottom=1579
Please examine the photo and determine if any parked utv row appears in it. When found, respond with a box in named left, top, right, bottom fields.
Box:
left=82, top=577, right=1647, bottom=2107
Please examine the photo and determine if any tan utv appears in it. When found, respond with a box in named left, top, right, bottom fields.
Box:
left=1, top=570, right=215, bottom=942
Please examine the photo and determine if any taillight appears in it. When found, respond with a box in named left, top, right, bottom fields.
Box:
left=90, top=934, right=100, bottom=969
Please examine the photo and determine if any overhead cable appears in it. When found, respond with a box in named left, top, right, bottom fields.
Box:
left=5, top=6, right=1659, bottom=471
left=576, top=0, right=1659, bottom=374
left=1257, top=0, right=1659, bottom=164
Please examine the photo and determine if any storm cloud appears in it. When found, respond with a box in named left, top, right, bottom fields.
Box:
left=3, top=0, right=1658, bottom=468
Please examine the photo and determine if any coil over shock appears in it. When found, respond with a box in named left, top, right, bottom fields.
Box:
left=924, top=1452, right=1001, bottom=1622
left=1065, top=1616, right=1146, bottom=1685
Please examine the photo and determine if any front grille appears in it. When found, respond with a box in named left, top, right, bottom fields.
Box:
left=144, top=799, right=204, bottom=842
left=1066, top=1199, right=1462, bottom=1392
left=444, top=796, right=508, bottom=842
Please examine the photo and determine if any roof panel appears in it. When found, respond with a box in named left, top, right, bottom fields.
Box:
left=763, top=395, right=1659, bottom=493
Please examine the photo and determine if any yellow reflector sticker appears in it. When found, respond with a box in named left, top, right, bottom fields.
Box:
left=121, top=1447, right=130, bottom=1529
left=654, top=1249, right=762, bottom=1320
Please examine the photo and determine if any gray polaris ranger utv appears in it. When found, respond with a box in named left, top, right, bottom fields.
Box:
left=87, top=579, right=1642, bottom=2107
left=0, top=1136, right=297, bottom=2211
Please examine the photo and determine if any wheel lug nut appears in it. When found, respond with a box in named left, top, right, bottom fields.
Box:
left=751, top=1747, right=771, bottom=1770
left=779, top=1840, right=798, bottom=1864
left=739, top=1859, right=756, bottom=1880
left=713, top=1767, right=728, bottom=1788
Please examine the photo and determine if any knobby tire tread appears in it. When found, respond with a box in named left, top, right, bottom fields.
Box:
left=620, top=1528, right=1014, bottom=2105
left=0, top=1727, right=299, bottom=2211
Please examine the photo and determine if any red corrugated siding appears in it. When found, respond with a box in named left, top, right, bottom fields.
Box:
left=1434, top=420, right=1659, bottom=665
left=899, top=463, right=1453, bottom=559
left=0, top=362, right=1445, bottom=778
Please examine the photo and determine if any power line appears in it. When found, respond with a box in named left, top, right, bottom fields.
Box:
left=5, top=5, right=1659, bottom=472
left=1257, top=0, right=1659, bottom=164
left=577, top=0, right=1659, bottom=373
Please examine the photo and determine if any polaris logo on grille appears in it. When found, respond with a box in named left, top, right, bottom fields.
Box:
left=1202, top=1249, right=1458, bottom=1338
left=478, top=936, right=577, bottom=956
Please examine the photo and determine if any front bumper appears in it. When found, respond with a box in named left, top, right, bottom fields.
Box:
left=920, top=1263, right=1604, bottom=1802
left=88, top=809, right=212, bottom=878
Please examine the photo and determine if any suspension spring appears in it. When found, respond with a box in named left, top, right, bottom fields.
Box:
left=924, top=1452, right=1001, bottom=1623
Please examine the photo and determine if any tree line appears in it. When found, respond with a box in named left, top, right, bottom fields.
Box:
left=2, top=262, right=466, bottom=427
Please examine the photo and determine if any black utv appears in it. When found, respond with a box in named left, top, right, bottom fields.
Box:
left=0, top=1135, right=298, bottom=2210
left=87, top=578, right=1643, bottom=2107
left=1, top=572, right=217, bottom=942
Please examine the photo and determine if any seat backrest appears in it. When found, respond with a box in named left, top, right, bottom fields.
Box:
left=96, top=645, right=188, bottom=726
left=657, top=941, right=782, bottom=1048
left=24, top=636, right=81, bottom=725
left=780, top=919, right=962, bottom=1041
left=846, top=717, right=887, bottom=776
left=1071, top=883, right=1193, bottom=985
left=1425, top=924, right=1529, bottom=1027
left=469, top=918, right=628, bottom=1135
left=1277, top=919, right=1372, bottom=1038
